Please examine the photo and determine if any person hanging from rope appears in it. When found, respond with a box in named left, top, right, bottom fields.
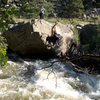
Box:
left=39, top=6, right=45, bottom=19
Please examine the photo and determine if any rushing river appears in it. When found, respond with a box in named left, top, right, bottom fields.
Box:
left=0, top=53, right=100, bottom=100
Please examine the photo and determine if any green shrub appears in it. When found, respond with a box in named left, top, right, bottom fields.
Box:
left=0, top=36, right=8, bottom=66
left=71, top=28, right=79, bottom=43
left=0, top=4, right=16, bottom=66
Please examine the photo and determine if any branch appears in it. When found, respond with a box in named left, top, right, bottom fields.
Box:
left=34, top=54, right=100, bottom=76
left=35, top=61, right=58, bottom=87
left=35, top=60, right=59, bottom=70
left=47, top=66, right=58, bottom=87
left=64, top=55, right=100, bottom=62
left=35, top=54, right=100, bottom=71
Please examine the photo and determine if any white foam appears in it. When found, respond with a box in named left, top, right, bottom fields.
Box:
left=0, top=59, right=100, bottom=100
left=91, top=91, right=100, bottom=96
left=0, top=91, right=3, bottom=94
left=0, top=70, right=3, bottom=74
left=32, top=90, right=40, bottom=96
left=34, top=70, right=90, bottom=100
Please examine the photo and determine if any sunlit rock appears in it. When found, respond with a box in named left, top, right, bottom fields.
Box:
left=3, top=19, right=74, bottom=57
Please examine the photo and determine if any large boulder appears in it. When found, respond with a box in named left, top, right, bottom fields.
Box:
left=2, top=19, right=74, bottom=57
left=79, top=24, right=99, bottom=44
left=79, top=24, right=100, bottom=54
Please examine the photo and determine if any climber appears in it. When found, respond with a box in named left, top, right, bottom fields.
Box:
left=46, top=22, right=61, bottom=45
left=51, top=22, right=58, bottom=37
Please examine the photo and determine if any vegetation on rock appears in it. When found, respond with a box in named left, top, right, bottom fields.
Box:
left=0, top=36, right=8, bottom=66
left=0, top=4, right=16, bottom=66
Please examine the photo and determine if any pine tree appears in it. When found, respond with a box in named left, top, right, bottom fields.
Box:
left=66, top=0, right=84, bottom=18
left=20, top=0, right=54, bottom=18
left=0, top=4, right=16, bottom=31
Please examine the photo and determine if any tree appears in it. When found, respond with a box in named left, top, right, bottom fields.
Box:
left=0, top=4, right=16, bottom=66
left=20, top=1, right=39, bottom=18
left=20, top=0, right=54, bottom=18
left=66, top=0, right=84, bottom=18
left=94, top=0, right=100, bottom=8
left=0, top=4, right=16, bottom=31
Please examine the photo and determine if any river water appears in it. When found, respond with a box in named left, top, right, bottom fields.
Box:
left=0, top=53, right=100, bottom=100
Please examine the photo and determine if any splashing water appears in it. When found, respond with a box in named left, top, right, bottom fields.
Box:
left=0, top=55, right=100, bottom=100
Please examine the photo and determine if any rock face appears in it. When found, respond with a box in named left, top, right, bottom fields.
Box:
left=79, top=24, right=100, bottom=55
left=79, top=24, right=98, bottom=44
left=3, top=19, right=74, bottom=57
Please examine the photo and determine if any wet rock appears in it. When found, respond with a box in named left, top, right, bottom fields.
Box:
left=75, top=24, right=85, bottom=30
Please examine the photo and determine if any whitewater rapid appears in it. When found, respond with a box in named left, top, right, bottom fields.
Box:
left=0, top=55, right=100, bottom=100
